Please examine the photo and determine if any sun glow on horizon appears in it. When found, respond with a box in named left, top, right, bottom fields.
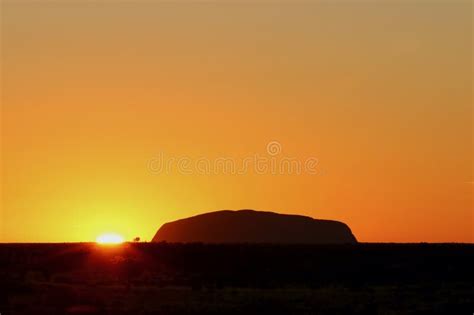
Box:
left=96, top=233, right=125, bottom=245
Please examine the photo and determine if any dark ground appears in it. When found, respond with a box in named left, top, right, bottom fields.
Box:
left=0, top=243, right=472, bottom=315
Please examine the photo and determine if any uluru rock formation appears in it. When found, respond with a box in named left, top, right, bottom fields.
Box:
left=153, top=210, right=357, bottom=244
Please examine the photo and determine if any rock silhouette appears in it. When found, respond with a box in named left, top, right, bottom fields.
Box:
left=153, top=210, right=357, bottom=244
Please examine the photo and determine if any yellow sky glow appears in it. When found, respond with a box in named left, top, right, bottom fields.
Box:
left=1, top=1, right=472, bottom=243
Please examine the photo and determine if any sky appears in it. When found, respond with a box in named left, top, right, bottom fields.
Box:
left=1, top=0, right=472, bottom=243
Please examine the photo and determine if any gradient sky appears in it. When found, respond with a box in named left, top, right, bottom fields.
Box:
left=1, top=0, right=472, bottom=243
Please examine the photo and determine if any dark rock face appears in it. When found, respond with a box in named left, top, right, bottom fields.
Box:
left=153, top=210, right=357, bottom=244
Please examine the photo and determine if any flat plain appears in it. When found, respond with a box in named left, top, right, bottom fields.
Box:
left=1, top=243, right=472, bottom=315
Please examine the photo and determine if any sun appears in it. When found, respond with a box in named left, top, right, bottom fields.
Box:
left=96, top=233, right=124, bottom=244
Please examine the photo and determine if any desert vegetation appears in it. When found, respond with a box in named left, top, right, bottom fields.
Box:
left=1, top=243, right=473, bottom=314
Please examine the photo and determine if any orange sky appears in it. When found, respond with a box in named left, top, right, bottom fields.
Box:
left=1, top=1, right=472, bottom=243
